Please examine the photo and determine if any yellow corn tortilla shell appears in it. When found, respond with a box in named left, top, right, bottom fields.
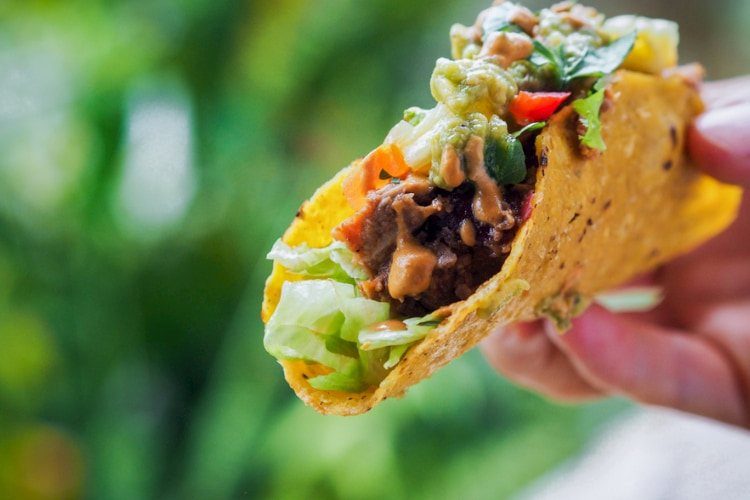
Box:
left=261, top=70, right=743, bottom=415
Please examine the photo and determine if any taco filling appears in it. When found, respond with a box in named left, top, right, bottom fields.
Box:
left=264, top=2, right=691, bottom=393
left=333, top=137, right=535, bottom=318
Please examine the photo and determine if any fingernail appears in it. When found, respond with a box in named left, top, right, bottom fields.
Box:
left=695, top=103, right=750, bottom=158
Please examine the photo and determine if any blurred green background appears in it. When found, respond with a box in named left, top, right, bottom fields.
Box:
left=0, top=1, right=747, bottom=499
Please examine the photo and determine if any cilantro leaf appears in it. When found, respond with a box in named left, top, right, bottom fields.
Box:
left=565, top=32, right=637, bottom=81
left=512, top=121, right=545, bottom=138
left=572, top=79, right=607, bottom=151
left=528, top=32, right=636, bottom=88
left=529, top=41, right=567, bottom=87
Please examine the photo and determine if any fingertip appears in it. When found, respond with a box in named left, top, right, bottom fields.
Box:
left=544, top=305, right=750, bottom=427
left=481, top=321, right=602, bottom=401
left=689, top=104, right=750, bottom=187
left=480, top=321, right=546, bottom=367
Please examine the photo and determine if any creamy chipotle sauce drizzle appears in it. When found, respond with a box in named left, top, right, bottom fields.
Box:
left=464, top=135, right=514, bottom=229
left=459, top=219, right=476, bottom=246
left=388, top=196, right=439, bottom=300
left=334, top=134, right=522, bottom=309
left=366, top=319, right=408, bottom=332
left=439, top=144, right=466, bottom=188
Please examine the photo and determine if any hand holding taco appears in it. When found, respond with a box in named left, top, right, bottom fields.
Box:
left=261, top=1, right=743, bottom=415
left=483, top=75, right=750, bottom=429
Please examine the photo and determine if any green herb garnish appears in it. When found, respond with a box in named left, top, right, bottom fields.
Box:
left=485, top=134, right=527, bottom=185
left=512, top=121, right=545, bottom=138
left=529, top=32, right=636, bottom=88
left=572, top=78, right=607, bottom=151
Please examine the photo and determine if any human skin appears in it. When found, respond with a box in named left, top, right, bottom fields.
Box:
left=480, top=75, right=750, bottom=429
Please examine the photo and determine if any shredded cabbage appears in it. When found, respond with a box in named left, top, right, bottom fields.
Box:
left=264, top=241, right=440, bottom=392
left=267, top=239, right=368, bottom=282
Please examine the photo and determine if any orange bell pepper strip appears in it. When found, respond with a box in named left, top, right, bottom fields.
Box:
left=342, top=143, right=410, bottom=211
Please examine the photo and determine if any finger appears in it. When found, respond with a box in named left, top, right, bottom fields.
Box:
left=693, top=301, right=750, bottom=388
left=480, top=320, right=602, bottom=402
left=545, top=304, right=750, bottom=428
left=689, top=102, right=750, bottom=187
left=697, top=300, right=750, bottom=336
left=664, top=255, right=750, bottom=304
left=700, top=76, right=750, bottom=108
left=661, top=300, right=750, bottom=422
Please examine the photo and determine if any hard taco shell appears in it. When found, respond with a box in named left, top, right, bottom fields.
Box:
left=261, top=70, right=742, bottom=415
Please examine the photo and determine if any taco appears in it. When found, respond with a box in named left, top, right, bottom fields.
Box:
left=261, top=1, right=742, bottom=415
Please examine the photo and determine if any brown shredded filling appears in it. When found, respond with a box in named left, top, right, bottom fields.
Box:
left=333, top=134, right=537, bottom=316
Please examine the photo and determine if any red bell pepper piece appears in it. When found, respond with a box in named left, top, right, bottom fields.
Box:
left=509, top=91, right=571, bottom=126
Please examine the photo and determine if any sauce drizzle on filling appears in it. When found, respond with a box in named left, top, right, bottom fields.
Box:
left=459, top=220, right=477, bottom=246
left=464, top=135, right=515, bottom=229
left=366, top=319, right=408, bottom=332
left=333, top=135, right=531, bottom=314
left=388, top=197, right=439, bottom=300
left=440, top=144, right=466, bottom=188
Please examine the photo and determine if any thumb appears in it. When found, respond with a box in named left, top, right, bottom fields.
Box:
left=544, top=304, right=749, bottom=428
left=689, top=76, right=750, bottom=187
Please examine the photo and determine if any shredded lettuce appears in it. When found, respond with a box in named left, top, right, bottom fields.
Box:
left=512, top=121, right=546, bottom=138
left=265, top=241, right=441, bottom=392
left=264, top=280, right=362, bottom=367
left=339, top=296, right=391, bottom=343
left=385, top=344, right=411, bottom=370
left=359, top=313, right=443, bottom=351
left=596, top=286, right=664, bottom=312
left=267, top=239, right=368, bottom=282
